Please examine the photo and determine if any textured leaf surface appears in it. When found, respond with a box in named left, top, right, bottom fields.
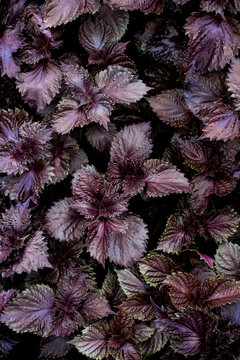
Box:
left=1, top=285, right=54, bottom=336
left=17, top=60, right=62, bottom=111
left=44, top=0, right=100, bottom=27
left=116, top=269, right=148, bottom=296
left=215, top=242, right=240, bottom=278
left=148, top=90, right=191, bottom=127
left=119, top=293, right=155, bottom=321
left=204, top=209, right=240, bottom=242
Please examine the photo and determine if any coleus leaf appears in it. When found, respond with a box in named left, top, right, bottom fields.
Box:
left=44, top=198, right=87, bottom=242
left=227, top=57, right=240, bottom=111
left=95, top=65, right=151, bottom=104
left=70, top=323, right=109, bottom=359
left=78, top=19, right=113, bottom=53
left=119, top=293, right=156, bottom=321
left=204, top=209, right=240, bottom=242
left=44, top=0, right=100, bottom=27
left=148, top=89, right=191, bottom=127
left=1, top=284, right=54, bottom=336
left=138, top=252, right=177, bottom=287
left=116, top=269, right=148, bottom=296
left=215, top=242, right=240, bottom=278
left=185, top=12, right=240, bottom=72
left=143, top=159, right=190, bottom=198
left=200, top=101, right=240, bottom=141
left=107, top=214, right=148, bottom=267
left=17, top=59, right=62, bottom=111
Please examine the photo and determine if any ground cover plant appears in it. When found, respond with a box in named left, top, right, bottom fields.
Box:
left=1, top=0, right=240, bottom=359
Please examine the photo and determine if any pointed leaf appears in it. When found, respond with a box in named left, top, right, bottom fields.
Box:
left=44, top=0, right=100, bottom=27
left=116, top=269, right=148, bottom=296
left=203, top=277, right=240, bottom=307
left=143, top=160, right=190, bottom=198
left=204, top=209, right=240, bottom=242
left=1, top=285, right=54, bottom=336
left=119, top=293, right=155, bottom=321
left=227, top=57, right=240, bottom=111
left=215, top=242, right=240, bottom=278
left=98, top=5, right=129, bottom=41
left=17, top=60, right=62, bottom=111
left=78, top=19, right=112, bottom=53
left=148, top=90, right=191, bottom=127
left=70, top=323, right=109, bottom=359
left=96, top=65, right=151, bottom=104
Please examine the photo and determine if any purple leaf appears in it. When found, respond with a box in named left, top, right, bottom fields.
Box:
left=86, top=123, right=117, bottom=152
left=107, top=214, right=148, bottom=267
left=203, top=277, right=240, bottom=307
left=143, top=159, right=190, bottom=198
left=44, top=0, right=100, bottom=27
left=70, top=323, right=109, bottom=359
left=116, top=269, right=148, bottom=296
left=2, top=230, right=52, bottom=277
left=44, top=198, right=87, bottom=242
left=148, top=90, right=191, bottom=127
left=81, top=291, right=113, bottom=320
left=95, top=65, right=151, bottom=104
left=204, top=209, right=240, bottom=242
left=0, top=24, right=22, bottom=78
left=132, top=324, right=155, bottom=343
left=198, top=253, right=215, bottom=268
left=17, top=60, right=62, bottom=111
left=0, top=290, right=16, bottom=314
left=119, top=293, right=155, bottom=321
left=138, top=252, right=177, bottom=287
left=215, top=242, right=240, bottom=278
left=40, top=336, right=71, bottom=359
left=179, top=140, right=209, bottom=172
left=101, top=270, right=126, bottom=307
left=98, top=5, right=129, bottom=41
left=107, top=0, right=163, bottom=13
left=1, top=284, right=54, bottom=336
left=78, top=19, right=113, bottom=53
left=186, top=12, right=240, bottom=72
left=200, top=102, right=240, bottom=141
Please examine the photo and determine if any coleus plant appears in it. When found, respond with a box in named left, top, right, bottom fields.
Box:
left=1, top=0, right=240, bottom=359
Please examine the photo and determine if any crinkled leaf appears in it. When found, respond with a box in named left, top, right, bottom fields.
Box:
left=186, top=12, right=240, bottom=72
left=157, top=213, right=193, bottom=253
left=70, top=323, right=109, bottom=359
left=0, top=290, right=16, bottom=314
left=148, top=90, right=191, bottom=127
left=86, top=123, right=117, bottom=152
left=163, top=273, right=200, bottom=310
left=143, top=159, right=190, bottom=198
left=204, top=209, right=240, bottom=242
left=44, top=0, right=100, bottom=27
left=40, top=336, right=71, bottom=359
left=101, top=270, right=126, bottom=307
left=139, top=322, right=167, bottom=357
left=96, top=65, right=151, bottom=104
left=78, top=19, right=112, bottom=53
left=215, top=242, right=240, bottom=278
left=200, top=102, right=240, bottom=141
left=116, top=269, right=148, bottom=296
left=107, top=0, right=163, bottom=13
left=17, top=60, right=62, bottom=111
left=132, top=324, right=155, bottom=343
left=139, top=253, right=177, bottom=287
left=44, top=198, right=86, bottom=242
left=81, top=291, right=113, bottom=320
left=227, top=57, right=240, bottom=111
left=98, top=5, right=129, bottom=41
left=1, top=284, right=54, bottom=336
left=107, top=215, right=148, bottom=267
left=119, top=293, right=155, bottom=321
left=0, top=25, right=21, bottom=78
left=179, top=140, right=209, bottom=172
left=221, top=300, right=240, bottom=324
left=203, top=277, right=240, bottom=308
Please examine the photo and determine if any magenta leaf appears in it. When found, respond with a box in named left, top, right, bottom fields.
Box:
left=198, top=253, right=215, bottom=268
left=44, top=0, right=100, bottom=27
left=1, top=285, right=55, bottom=336
left=148, top=89, right=191, bottom=127
left=17, top=60, right=62, bottom=111
left=186, top=12, right=240, bottom=72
